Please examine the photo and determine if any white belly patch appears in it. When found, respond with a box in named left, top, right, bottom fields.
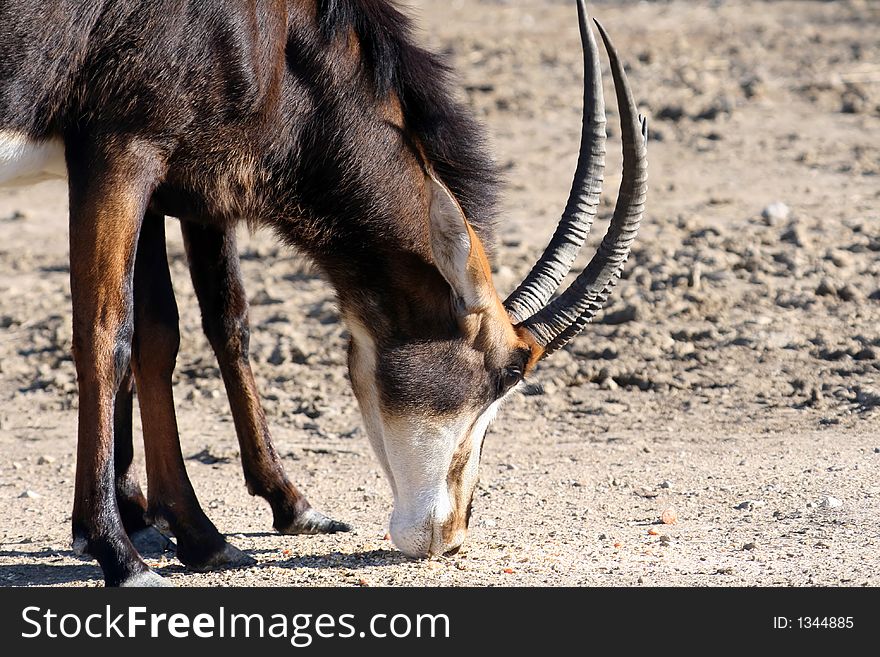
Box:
left=0, top=130, right=66, bottom=187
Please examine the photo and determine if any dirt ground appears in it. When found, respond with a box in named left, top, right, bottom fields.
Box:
left=1, top=0, right=878, bottom=587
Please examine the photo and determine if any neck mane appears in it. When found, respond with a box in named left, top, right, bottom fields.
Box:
left=266, top=1, right=499, bottom=293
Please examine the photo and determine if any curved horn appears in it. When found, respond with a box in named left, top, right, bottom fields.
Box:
left=521, top=18, right=648, bottom=357
left=503, top=0, right=607, bottom=325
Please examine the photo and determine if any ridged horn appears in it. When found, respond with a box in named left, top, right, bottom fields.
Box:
left=503, top=0, right=607, bottom=325
left=520, top=18, right=648, bottom=358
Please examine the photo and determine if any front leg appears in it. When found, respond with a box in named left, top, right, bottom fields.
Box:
left=132, top=211, right=254, bottom=571
left=181, top=220, right=350, bottom=535
left=67, top=136, right=168, bottom=587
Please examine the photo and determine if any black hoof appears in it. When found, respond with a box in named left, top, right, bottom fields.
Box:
left=185, top=542, right=256, bottom=573
left=119, top=570, right=174, bottom=587
left=276, top=508, right=352, bottom=535
left=130, top=527, right=176, bottom=558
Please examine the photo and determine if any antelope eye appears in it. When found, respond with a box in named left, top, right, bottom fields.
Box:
left=498, top=367, right=523, bottom=396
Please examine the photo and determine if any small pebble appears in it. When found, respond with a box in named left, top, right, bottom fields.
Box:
left=19, top=490, right=40, bottom=499
left=815, top=279, right=837, bottom=297
left=735, top=499, right=766, bottom=511
left=599, top=376, right=618, bottom=391
left=659, top=480, right=673, bottom=489
left=761, top=202, right=790, bottom=224
left=660, top=508, right=678, bottom=524
left=743, top=542, right=758, bottom=551
left=837, top=284, right=859, bottom=302
left=37, top=455, right=55, bottom=465
left=819, top=496, right=843, bottom=509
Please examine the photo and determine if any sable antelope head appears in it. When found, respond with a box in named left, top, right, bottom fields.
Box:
left=345, top=4, right=647, bottom=558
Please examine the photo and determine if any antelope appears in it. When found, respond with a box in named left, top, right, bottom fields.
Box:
left=0, top=0, right=646, bottom=586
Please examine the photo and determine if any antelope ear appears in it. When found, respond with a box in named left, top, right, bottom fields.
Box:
left=427, top=173, right=495, bottom=314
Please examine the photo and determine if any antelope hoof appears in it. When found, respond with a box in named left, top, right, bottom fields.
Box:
left=119, top=569, right=174, bottom=588
left=276, top=508, right=352, bottom=535
left=185, top=542, right=256, bottom=573
left=130, top=526, right=176, bottom=558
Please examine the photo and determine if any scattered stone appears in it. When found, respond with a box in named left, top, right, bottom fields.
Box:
left=19, top=490, right=40, bottom=499
left=2, top=210, right=25, bottom=222
left=688, top=263, right=702, bottom=289
left=819, top=496, right=843, bottom=509
left=761, top=202, right=790, bottom=224
left=250, top=289, right=282, bottom=306
left=735, top=499, right=766, bottom=511
left=12, top=461, right=23, bottom=470
left=715, top=567, right=735, bottom=575
left=599, top=305, right=639, bottom=325
left=188, top=447, right=234, bottom=465
left=267, top=344, right=286, bottom=366
left=781, top=224, right=809, bottom=248
left=660, top=508, right=678, bottom=525
left=853, top=347, right=876, bottom=361
left=815, top=279, right=837, bottom=297
left=656, top=104, right=685, bottom=122
left=694, top=96, right=733, bottom=121
left=743, top=542, right=758, bottom=551
left=599, top=375, right=618, bottom=391
left=659, top=480, right=673, bottom=489
left=825, top=249, right=853, bottom=269
left=658, top=535, right=672, bottom=544
left=37, top=455, right=55, bottom=465
left=837, top=284, right=860, bottom=302
left=740, top=74, right=764, bottom=99
left=634, top=487, right=659, bottom=499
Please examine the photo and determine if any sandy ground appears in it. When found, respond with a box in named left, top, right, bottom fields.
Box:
left=1, top=0, right=878, bottom=587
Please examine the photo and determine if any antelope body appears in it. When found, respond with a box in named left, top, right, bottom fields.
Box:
left=0, top=0, right=645, bottom=586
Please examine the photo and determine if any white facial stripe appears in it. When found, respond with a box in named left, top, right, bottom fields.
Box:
left=345, top=316, right=399, bottom=499
left=345, top=310, right=515, bottom=557
left=383, top=397, right=507, bottom=557
left=384, top=412, right=466, bottom=549
left=454, top=399, right=500, bottom=505
left=0, top=131, right=66, bottom=187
